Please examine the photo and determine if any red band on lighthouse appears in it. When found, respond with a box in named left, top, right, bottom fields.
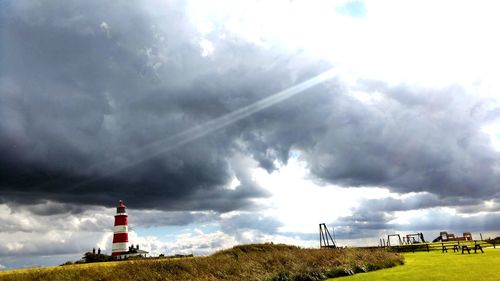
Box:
left=114, top=216, right=128, bottom=226
left=112, top=200, right=129, bottom=256
left=113, top=233, right=128, bottom=242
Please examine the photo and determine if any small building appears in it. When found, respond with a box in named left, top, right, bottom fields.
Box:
left=114, top=244, right=149, bottom=260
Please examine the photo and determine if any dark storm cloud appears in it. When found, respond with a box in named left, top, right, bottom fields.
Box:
left=0, top=0, right=333, bottom=212
left=6, top=200, right=87, bottom=216
left=1, top=0, right=500, bottom=220
left=352, top=193, right=482, bottom=214
left=304, top=83, right=500, bottom=199
left=390, top=211, right=500, bottom=233
left=129, top=210, right=217, bottom=228
left=455, top=199, right=500, bottom=214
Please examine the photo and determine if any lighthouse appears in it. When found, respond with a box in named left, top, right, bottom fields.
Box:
left=112, top=200, right=129, bottom=256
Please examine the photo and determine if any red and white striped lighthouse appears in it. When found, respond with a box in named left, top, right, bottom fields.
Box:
left=112, top=200, right=128, bottom=256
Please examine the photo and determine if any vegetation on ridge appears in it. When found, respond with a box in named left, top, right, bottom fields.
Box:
left=0, top=243, right=403, bottom=281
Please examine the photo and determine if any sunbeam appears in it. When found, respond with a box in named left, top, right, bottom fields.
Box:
left=66, top=68, right=338, bottom=189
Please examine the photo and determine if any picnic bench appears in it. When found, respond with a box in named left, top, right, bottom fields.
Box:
left=441, top=240, right=485, bottom=254
left=441, top=243, right=459, bottom=253
left=461, top=242, right=484, bottom=254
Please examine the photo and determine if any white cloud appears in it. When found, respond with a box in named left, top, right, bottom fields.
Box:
left=130, top=230, right=238, bottom=256
left=0, top=203, right=114, bottom=256
left=0, top=229, right=109, bottom=256
left=199, top=39, right=215, bottom=57
left=482, top=122, right=500, bottom=152
left=187, top=0, right=500, bottom=92
left=253, top=156, right=392, bottom=233
left=99, top=21, right=111, bottom=38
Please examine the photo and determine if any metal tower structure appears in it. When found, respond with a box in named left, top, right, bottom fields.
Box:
left=319, top=223, right=336, bottom=248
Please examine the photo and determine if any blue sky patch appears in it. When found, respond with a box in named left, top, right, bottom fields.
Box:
left=336, top=0, right=366, bottom=18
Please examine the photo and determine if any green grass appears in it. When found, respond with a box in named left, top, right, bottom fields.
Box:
left=332, top=248, right=500, bottom=281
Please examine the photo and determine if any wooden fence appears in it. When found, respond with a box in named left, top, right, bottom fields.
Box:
left=379, top=240, right=494, bottom=253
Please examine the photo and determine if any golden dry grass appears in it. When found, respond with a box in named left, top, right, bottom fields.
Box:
left=0, top=244, right=402, bottom=281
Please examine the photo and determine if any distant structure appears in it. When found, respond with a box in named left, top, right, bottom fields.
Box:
left=112, top=200, right=129, bottom=257
left=433, top=231, right=473, bottom=242
left=404, top=233, right=425, bottom=244
left=387, top=234, right=402, bottom=246
left=319, top=223, right=336, bottom=248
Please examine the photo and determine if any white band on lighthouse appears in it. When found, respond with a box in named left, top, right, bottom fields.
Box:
left=112, top=242, right=128, bottom=251
left=114, top=225, right=128, bottom=233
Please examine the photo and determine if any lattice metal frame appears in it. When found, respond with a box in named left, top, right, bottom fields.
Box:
left=319, top=223, right=337, bottom=248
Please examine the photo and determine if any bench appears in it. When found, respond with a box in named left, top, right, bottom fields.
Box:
left=441, top=243, right=459, bottom=253
left=461, top=243, right=484, bottom=254
left=473, top=244, right=484, bottom=253
left=461, top=245, right=471, bottom=254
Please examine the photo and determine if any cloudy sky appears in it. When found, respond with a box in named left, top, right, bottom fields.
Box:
left=2, top=0, right=500, bottom=269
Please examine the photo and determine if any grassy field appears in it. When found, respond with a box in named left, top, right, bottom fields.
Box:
left=0, top=244, right=402, bottom=281
left=7, top=244, right=497, bottom=280
left=0, top=260, right=125, bottom=277
left=333, top=247, right=500, bottom=281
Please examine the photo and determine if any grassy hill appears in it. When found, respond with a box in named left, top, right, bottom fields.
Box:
left=0, top=243, right=402, bottom=281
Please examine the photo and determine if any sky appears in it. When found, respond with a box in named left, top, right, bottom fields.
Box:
left=1, top=0, right=500, bottom=269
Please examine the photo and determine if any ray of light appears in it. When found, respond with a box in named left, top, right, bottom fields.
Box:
left=99, top=68, right=338, bottom=175
left=52, top=68, right=337, bottom=191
